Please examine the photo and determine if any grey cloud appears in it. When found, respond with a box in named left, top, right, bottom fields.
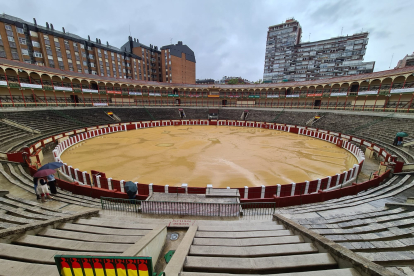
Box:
left=2, top=0, right=414, bottom=81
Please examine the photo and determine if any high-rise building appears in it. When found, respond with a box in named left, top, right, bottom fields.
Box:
left=161, top=41, right=196, bottom=84
left=395, top=52, right=414, bottom=69
left=263, top=19, right=375, bottom=83
left=0, top=13, right=196, bottom=83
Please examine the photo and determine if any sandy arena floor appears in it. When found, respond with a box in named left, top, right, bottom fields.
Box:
left=60, top=125, right=357, bottom=188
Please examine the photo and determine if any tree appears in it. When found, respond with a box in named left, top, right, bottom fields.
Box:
left=227, top=78, right=239, bottom=85
left=254, top=79, right=263, bottom=84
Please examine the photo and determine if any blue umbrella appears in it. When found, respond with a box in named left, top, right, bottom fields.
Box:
left=38, top=162, right=63, bottom=171
left=396, top=132, right=409, bottom=138
left=124, top=181, right=137, bottom=199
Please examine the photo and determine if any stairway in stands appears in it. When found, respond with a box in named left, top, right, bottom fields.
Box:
left=278, top=174, right=414, bottom=275
left=178, top=220, right=362, bottom=276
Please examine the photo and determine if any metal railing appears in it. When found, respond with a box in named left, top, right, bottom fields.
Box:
left=101, top=197, right=276, bottom=217
left=101, top=197, right=142, bottom=212
left=241, top=202, right=276, bottom=216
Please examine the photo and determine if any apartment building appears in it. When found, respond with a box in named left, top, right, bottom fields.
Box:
left=263, top=19, right=375, bottom=83
left=120, top=37, right=162, bottom=81
left=395, top=52, right=414, bottom=69
left=0, top=13, right=196, bottom=83
left=161, top=41, right=196, bottom=84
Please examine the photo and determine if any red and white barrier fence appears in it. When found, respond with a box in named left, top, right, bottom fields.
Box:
left=18, top=119, right=395, bottom=201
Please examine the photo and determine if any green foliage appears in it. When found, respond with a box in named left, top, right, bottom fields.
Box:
left=227, top=79, right=239, bottom=85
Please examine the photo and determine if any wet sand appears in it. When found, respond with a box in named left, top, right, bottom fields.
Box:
left=60, top=126, right=357, bottom=188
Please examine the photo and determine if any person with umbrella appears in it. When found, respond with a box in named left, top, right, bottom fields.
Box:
left=124, top=181, right=138, bottom=200
left=33, top=169, right=56, bottom=203
left=38, top=162, right=63, bottom=195
left=395, top=132, right=408, bottom=146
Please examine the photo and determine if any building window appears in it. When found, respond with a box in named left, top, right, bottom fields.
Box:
left=83, top=61, right=87, bottom=66
left=21, top=49, right=29, bottom=56
left=18, top=37, right=26, bottom=44
left=32, top=41, right=40, bottom=48
left=5, top=25, right=12, bottom=30
left=30, top=31, right=38, bottom=37
left=16, top=27, right=24, bottom=34
left=7, top=36, right=15, bottom=42
left=33, top=52, right=42, bottom=58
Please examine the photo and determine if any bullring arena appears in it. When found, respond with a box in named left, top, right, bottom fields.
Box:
left=0, top=59, right=414, bottom=276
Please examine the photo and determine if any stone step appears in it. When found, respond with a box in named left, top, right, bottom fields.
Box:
left=39, top=228, right=141, bottom=244
left=359, top=251, right=414, bottom=265
left=325, top=227, right=413, bottom=242
left=0, top=243, right=113, bottom=265
left=184, top=253, right=337, bottom=274
left=0, top=205, right=51, bottom=220
left=189, top=243, right=317, bottom=257
left=74, top=218, right=161, bottom=230
left=193, top=235, right=303, bottom=247
left=197, top=224, right=283, bottom=232
left=196, top=220, right=277, bottom=226
left=0, top=259, right=57, bottom=276
left=58, top=222, right=150, bottom=236
left=14, top=234, right=129, bottom=253
left=195, top=229, right=292, bottom=239
left=181, top=268, right=361, bottom=276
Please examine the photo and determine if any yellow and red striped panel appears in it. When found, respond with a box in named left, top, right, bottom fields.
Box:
left=57, top=257, right=150, bottom=276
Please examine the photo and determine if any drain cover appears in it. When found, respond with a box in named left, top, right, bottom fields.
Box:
left=170, top=233, right=179, bottom=241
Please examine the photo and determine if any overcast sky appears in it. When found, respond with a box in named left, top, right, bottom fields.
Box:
left=2, top=0, right=413, bottom=81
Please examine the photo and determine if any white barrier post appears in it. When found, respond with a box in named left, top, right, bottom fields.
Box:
left=353, top=164, right=360, bottom=179
left=165, top=185, right=169, bottom=193
left=261, top=185, right=265, bottom=199
left=74, top=169, right=79, bottom=182
left=67, top=165, right=73, bottom=178
left=207, top=184, right=213, bottom=194
left=316, top=178, right=321, bottom=192
left=120, top=180, right=125, bottom=193
left=326, top=176, right=332, bottom=189
left=96, top=175, right=101, bottom=188
left=134, top=182, right=139, bottom=195
left=276, top=184, right=281, bottom=197
left=149, top=183, right=153, bottom=195
left=107, top=178, right=112, bottom=190
left=335, top=174, right=340, bottom=187
left=82, top=171, right=88, bottom=184
left=342, top=171, right=348, bottom=185
left=244, top=186, right=249, bottom=199
left=304, top=181, right=310, bottom=194
left=62, top=163, right=67, bottom=174
left=291, top=183, right=296, bottom=196
left=182, top=183, right=188, bottom=194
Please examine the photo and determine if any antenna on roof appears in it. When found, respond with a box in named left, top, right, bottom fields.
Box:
left=170, top=38, right=173, bottom=44
left=389, top=53, right=394, bottom=69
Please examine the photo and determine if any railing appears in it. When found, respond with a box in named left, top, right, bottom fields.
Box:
left=241, top=202, right=276, bottom=216
left=101, top=197, right=142, bottom=212
left=101, top=197, right=275, bottom=217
